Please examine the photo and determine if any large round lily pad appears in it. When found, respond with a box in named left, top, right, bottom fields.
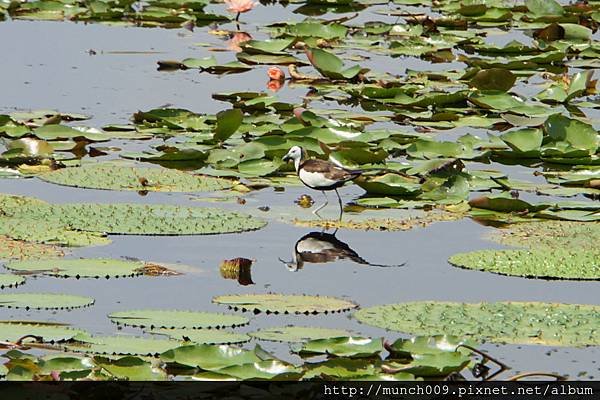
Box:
left=108, top=310, right=249, bottom=329
left=449, top=248, right=600, bottom=280
left=150, top=329, right=250, bottom=345
left=5, top=202, right=266, bottom=236
left=0, top=274, right=25, bottom=289
left=0, top=217, right=111, bottom=247
left=490, top=220, right=600, bottom=250
left=213, top=294, right=358, bottom=314
left=354, top=301, right=600, bottom=346
left=0, top=236, right=64, bottom=261
left=5, top=258, right=146, bottom=279
left=67, top=335, right=181, bottom=356
left=0, top=322, right=86, bottom=343
left=0, top=293, right=95, bottom=310
left=250, top=326, right=352, bottom=343
left=40, top=165, right=233, bottom=193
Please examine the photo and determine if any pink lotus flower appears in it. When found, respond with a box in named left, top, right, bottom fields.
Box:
left=267, top=66, right=285, bottom=81
left=225, top=0, right=256, bottom=14
left=227, top=31, right=252, bottom=52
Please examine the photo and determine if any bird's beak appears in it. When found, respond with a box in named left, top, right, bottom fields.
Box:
left=282, top=154, right=291, bottom=163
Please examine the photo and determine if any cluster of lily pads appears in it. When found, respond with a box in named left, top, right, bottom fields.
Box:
left=0, top=0, right=228, bottom=28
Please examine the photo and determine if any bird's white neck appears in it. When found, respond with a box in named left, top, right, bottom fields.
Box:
left=294, top=157, right=301, bottom=173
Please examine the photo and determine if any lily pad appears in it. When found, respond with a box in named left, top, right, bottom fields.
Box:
left=150, top=329, right=250, bottom=345
left=354, top=301, right=600, bottom=346
left=160, top=344, right=266, bottom=370
left=0, top=322, right=86, bottom=343
left=0, top=293, right=94, bottom=310
left=297, top=337, right=383, bottom=358
left=212, top=294, right=358, bottom=314
left=4, top=202, right=266, bottom=236
left=0, top=236, right=64, bottom=261
left=490, top=220, right=600, bottom=251
left=0, top=274, right=25, bottom=289
left=250, top=326, right=352, bottom=343
left=68, top=335, right=181, bottom=356
left=39, top=165, right=233, bottom=192
left=449, top=249, right=600, bottom=280
left=108, top=310, right=249, bottom=329
left=4, top=258, right=146, bottom=279
left=0, top=217, right=111, bottom=247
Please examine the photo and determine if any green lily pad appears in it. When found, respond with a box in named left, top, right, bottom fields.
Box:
left=160, top=344, right=266, bottom=370
left=355, top=174, right=421, bottom=196
left=0, top=217, right=111, bottom=247
left=4, top=258, right=146, bottom=279
left=297, top=337, right=383, bottom=358
left=307, top=48, right=368, bottom=80
left=4, top=201, right=266, bottom=236
left=94, top=356, right=167, bottom=381
left=68, top=335, right=181, bottom=356
left=0, top=293, right=94, bottom=310
left=385, top=352, right=470, bottom=377
left=388, top=335, right=474, bottom=358
left=0, top=235, right=64, bottom=261
left=449, top=248, right=600, bottom=280
left=0, top=322, right=86, bottom=343
left=354, top=301, right=600, bottom=346
left=213, top=294, right=358, bottom=314
left=213, top=359, right=302, bottom=380
left=490, top=220, right=600, bottom=251
left=469, top=69, right=516, bottom=91
left=150, top=329, right=250, bottom=345
left=214, top=109, right=243, bottom=142
left=108, top=310, right=249, bottom=329
left=39, top=165, right=233, bottom=192
left=250, top=326, right=352, bottom=343
left=0, top=274, right=25, bottom=289
left=499, top=128, right=543, bottom=154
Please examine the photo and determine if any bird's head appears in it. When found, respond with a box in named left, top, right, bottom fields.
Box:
left=282, top=146, right=304, bottom=163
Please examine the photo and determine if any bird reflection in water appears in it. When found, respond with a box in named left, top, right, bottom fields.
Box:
left=279, top=231, right=405, bottom=272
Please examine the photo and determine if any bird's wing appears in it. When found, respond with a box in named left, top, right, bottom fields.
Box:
left=300, top=159, right=360, bottom=181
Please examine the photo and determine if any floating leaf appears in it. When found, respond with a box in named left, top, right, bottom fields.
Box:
left=297, top=337, right=383, bottom=358
left=0, top=274, right=25, bottom=289
left=0, top=322, right=85, bottom=343
left=5, top=258, right=146, bottom=279
left=449, top=249, right=600, bottom=280
left=68, top=335, right=181, bottom=356
left=469, top=69, right=516, bottom=92
left=306, top=48, right=368, bottom=80
left=215, top=360, right=302, bottom=380
left=355, top=301, right=600, bottom=346
left=214, top=109, right=243, bottom=142
left=4, top=201, right=266, bottom=236
left=108, top=310, right=249, bottom=329
left=213, top=294, right=358, bottom=314
left=0, top=236, right=64, bottom=261
left=150, top=329, right=250, bottom=345
left=39, top=165, right=233, bottom=192
left=160, top=344, right=266, bottom=370
left=94, top=356, right=167, bottom=381
left=0, top=293, right=94, bottom=310
left=0, top=217, right=111, bottom=247
left=250, top=326, right=352, bottom=343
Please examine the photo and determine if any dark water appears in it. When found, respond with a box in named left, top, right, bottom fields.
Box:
left=0, top=16, right=599, bottom=379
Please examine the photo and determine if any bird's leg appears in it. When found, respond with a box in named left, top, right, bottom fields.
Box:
left=313, top=191, right=328, bottom=218
left=335, top=188, right=343, bottom=221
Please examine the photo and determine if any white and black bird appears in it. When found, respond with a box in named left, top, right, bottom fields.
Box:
left=282, top=146, right=361, bottom=218
left=279, top=231, right=405, bottom=271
